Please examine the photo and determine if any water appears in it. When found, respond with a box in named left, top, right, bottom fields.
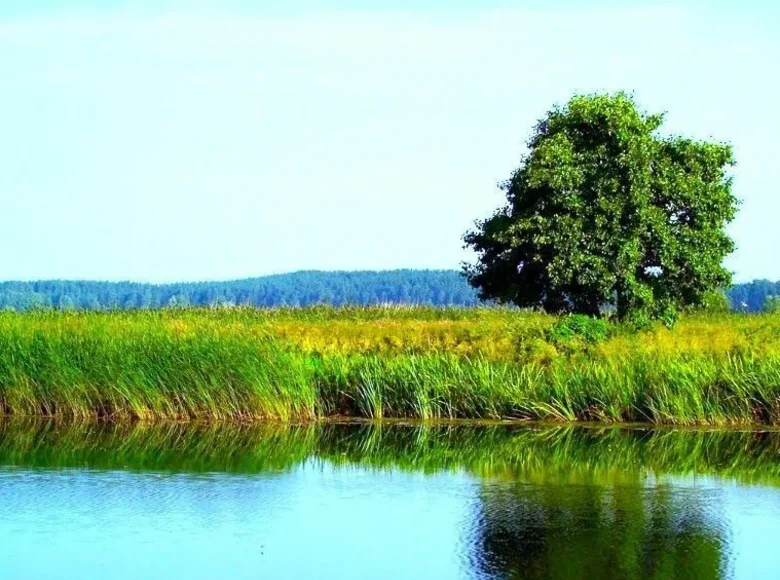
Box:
left=1, top=422, right=779, bottom=579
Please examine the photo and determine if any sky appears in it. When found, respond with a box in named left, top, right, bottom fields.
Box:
left=1, top=1, right=778, bottom=283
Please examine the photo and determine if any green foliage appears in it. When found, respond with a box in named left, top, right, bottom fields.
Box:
left=546, top=314, right=610, bottom=345
left=464, top=92, right=738, bottom=322
left=765, top=295, right=780, bottom=313
left=698, top=290, right=731, bottom=313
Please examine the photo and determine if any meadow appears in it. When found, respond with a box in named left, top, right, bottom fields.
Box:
left=0, top=307, right=779, bottom=424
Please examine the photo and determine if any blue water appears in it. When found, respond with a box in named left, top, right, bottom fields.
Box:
left=1, top=423, right=780, bottom=579
left=0, top=465, right=477, bottom=579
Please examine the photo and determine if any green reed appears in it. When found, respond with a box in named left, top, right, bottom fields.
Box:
left=0, top=310, right=316, bottom=420
left=0, top=308, right=779, bottom=424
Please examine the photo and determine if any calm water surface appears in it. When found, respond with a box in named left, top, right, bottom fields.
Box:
left=1, top=421, right=779, bottom=579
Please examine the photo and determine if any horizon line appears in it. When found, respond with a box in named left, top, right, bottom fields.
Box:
left=0, top=268, right=772, bottom=287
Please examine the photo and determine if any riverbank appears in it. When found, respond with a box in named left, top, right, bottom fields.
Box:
left=0, top=308, right=778, bottom=424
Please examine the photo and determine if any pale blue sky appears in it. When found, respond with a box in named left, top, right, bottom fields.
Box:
left=2, top=1, right=778, bottom=282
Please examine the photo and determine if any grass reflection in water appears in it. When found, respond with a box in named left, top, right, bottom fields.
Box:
left=2, top=421, right=777, bottom=579
left=1, top=420, right=779, bottom=485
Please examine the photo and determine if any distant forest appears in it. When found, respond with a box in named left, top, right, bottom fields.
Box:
left=0, top=270, right=479, bottom=311
left=0, top=270, right=777, bottom=312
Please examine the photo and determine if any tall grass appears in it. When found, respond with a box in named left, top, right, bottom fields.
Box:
left=0, top=308, right=778, bottom=424
left=0, top=310, right=316, bottom=420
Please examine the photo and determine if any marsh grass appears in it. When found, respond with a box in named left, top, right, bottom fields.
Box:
left=0, top=308, right=779, bottom=424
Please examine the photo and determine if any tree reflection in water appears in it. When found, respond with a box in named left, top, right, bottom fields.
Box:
left=471, top=476, right=726, bottom=579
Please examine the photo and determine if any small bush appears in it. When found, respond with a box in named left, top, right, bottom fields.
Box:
left=700, top=290, right=731, bottom=314
left=546, top=315, right=610, bottom=345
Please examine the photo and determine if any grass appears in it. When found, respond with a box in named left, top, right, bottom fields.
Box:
left=0, top=307, right=779, bottom=424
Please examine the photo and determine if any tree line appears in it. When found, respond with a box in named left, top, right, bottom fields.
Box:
left=728, top=279, right=780, bottom=312
left=0, top=270, right=775, bottom=312
left=0, top=270, right=478, bottom=311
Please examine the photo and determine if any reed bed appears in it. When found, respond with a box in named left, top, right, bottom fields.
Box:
left=0, top=307, right=778, bottom=424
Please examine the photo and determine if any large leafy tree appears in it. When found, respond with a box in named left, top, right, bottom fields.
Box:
left=464, top=93, right=738, bottom=322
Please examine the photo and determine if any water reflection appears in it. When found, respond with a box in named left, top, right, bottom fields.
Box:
left=1, top=420, right=779, bottom=579
left=2, top=420, right=778, bottom=483
left=472, top=479, right=727, bottom=579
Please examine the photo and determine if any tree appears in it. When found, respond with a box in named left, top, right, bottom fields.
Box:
left=464, top=93, right=738, bottom=323
left=765, top=296, right=780, bottom=313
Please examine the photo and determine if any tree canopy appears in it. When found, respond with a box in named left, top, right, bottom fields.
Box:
left=464, top=92, right=738, bottom=323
